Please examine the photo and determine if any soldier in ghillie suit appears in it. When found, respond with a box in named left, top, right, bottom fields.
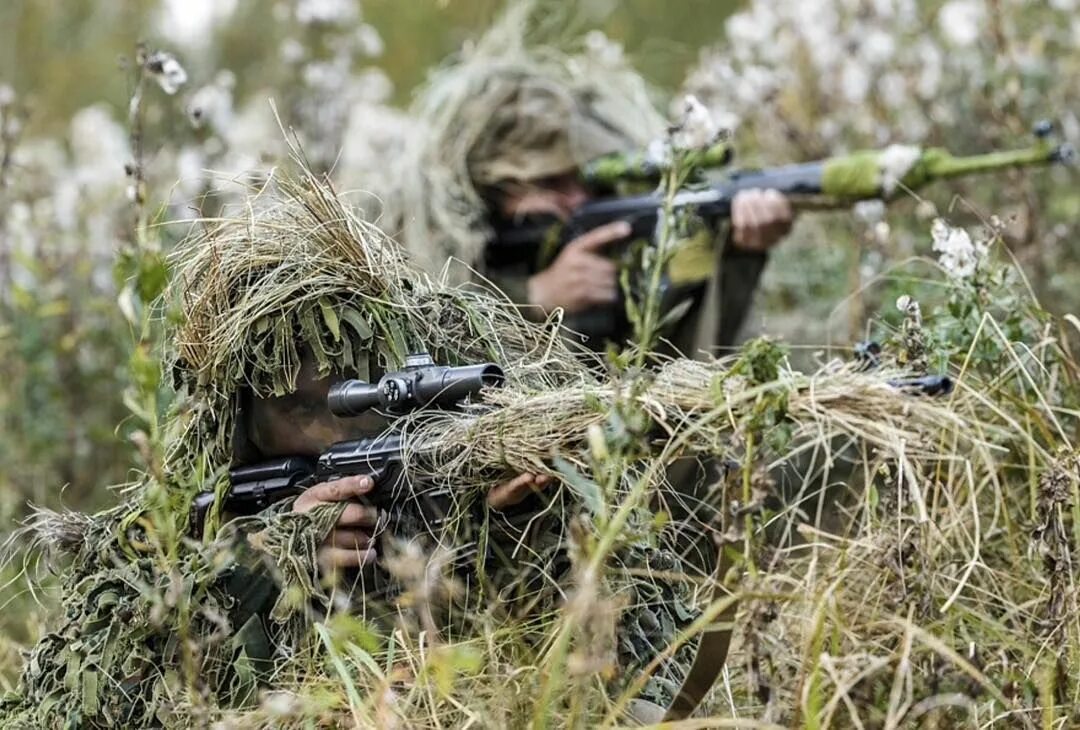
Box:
left=381, top=3, right=793, bottom=358
left=0, top=170, right=707, bottom=727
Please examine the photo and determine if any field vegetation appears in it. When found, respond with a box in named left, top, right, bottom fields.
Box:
left=1, top=1, right=1079, bottom=727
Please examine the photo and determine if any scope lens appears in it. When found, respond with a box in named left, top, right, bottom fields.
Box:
left=327, top=380, right=382, bottom=416
left=478, top=364, right=504, bottom=388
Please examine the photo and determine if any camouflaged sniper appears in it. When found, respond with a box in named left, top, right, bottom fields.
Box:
left=0, top=169, right=699, bottom=726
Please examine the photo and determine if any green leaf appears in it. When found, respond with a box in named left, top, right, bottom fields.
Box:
left=552, top=455, right=603, bottom=514
left=320, top=298, right=342, bottom=342
left=340, top=307, right=373, bottom=341
left=129, top=344, right=161, bottom=392
left=136, top=251, right=169, bottom=302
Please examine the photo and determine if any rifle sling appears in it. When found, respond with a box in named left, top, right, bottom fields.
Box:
left=663, top=539, right=738, bottom=721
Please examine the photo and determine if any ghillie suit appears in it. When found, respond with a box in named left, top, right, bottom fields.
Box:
left=0, top=170, right=703, bottom=727
left=379, top=1, right=768, bottom=357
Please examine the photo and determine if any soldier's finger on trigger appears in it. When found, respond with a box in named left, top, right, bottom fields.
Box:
left=731, top=189, right=749, bottom=244
left=329, top=528, right=372, bottom=550
left=336, top=502, right=378, bottom=527
left=318, top=546, right=377, bottom=569
left=575, top=220, right=631, bottom=252
left=300, top=475, right=374, bottom=508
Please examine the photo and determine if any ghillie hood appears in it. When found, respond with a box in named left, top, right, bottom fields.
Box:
left=380, top=0, right=665, bottom=279
left=165, top=166, right=591, bottom=488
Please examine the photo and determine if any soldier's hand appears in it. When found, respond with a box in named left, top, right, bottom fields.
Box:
left=731, top=188, right=793, bottom=252
left=293, top=475, right=379, bottom=569
left=527, top=220, right=631, bottom=314
left=487, top=473, right=552, bottom=511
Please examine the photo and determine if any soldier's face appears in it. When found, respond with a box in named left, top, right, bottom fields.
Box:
left=245, top=358, right=390, bottom=458
left=497, top=171, right=590, bottom=222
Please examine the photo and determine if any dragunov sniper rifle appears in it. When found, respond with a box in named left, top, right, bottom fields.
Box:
left=487, top=122, right=1075, bottom=344
left=191, top=353, right=503, bottom=538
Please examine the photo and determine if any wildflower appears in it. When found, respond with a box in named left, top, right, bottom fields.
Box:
left=931, top=218, right=987, bottom=279
left=840, top=63, right=871, bottom=104
left=671, top=94, right=720, bottom=152
left=853, top=200, right=886, bottom=225
left=584, top=30, right=624, bottom=67
left=302, top=60, right=349, bottom=92
left=186, top=71, right=235, bottom=132
left=355, top=24, right=384, bottom=58
left=914, top=40, right=944, bottom=99
left=938, top=0, right=983, bottom=47
left=878, top=71, right=908, bottom=109
left=352, top=68, right=393, bottom=104
left=295, top=0, right=358, bottom=26
left=878, top=144, right=921, bottom=196
left=261, top=690, right=302, bottom=717
left=279, top=38, right=306, bottom=64
left=143, top=50, right=188, bottom=95
left=860, top=28, right=897, bottom=65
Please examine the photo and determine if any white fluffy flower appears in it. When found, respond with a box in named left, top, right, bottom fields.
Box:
left=840, top=63, right=871, bottom=103
left=914, top=40, right=944, bottom=99
left=186, top=71, right=235, bottom=132
left=931, top=218, right=988, bottom=278
left=303, top=60, right=348, bottom=91
left=877, top=71, right=908, bottom=108
left=144, top=51, right=188, bottom=95
left=878, top=144, right=921, bottom=196
left=584, top=30, right=624, bottom=67
left=351, top=68, right=393, bottom=104
left=355, top=24, right=384, bottom=58
left=671, top=94, right=720, bottom=151
left=938, top=0, right=983, bottom=47
left=860, top=28, right=896, bottom=65
left=295, top=0, right=358, bottom=25
left=279, top=38, right=306, bottom=64
left=853, top=199, right=887, bottom=224
left=69, top=105, right=128, bottom=190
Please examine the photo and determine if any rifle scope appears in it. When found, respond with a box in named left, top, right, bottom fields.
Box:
left=327, top=352, right=504, bottom=416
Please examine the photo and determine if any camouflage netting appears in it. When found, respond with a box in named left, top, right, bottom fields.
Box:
left=379, top=0, right=665, bottom=279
